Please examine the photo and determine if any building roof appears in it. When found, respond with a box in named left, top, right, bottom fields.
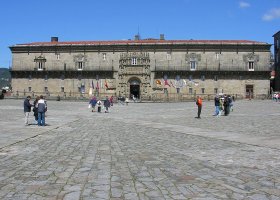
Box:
left=273, top=31, right=280, bottom=37
left=14, top=39, right=269, bottom=47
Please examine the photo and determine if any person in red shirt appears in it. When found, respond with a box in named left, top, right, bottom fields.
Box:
left=196, top=96, right=202, bottom=119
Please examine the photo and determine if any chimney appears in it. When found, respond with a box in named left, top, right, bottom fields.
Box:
left=51, top=37, right=58, bottom=42
left=134, top=34, right=140, bottom=41
left=160, top=34, right=165, bottom=40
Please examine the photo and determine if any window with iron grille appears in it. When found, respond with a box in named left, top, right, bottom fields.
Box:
left=248, top=61, right=254, bottom=71
left=190, top=61, right=196, bottom=70
left=78, top=62, right=84, bottom=70
left=103, top=53, right=106, bottom=61
left=132, top=58, right=137, bottom=65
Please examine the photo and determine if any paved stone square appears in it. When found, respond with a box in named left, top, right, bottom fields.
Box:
left=0, top=99, right=280, bottom=200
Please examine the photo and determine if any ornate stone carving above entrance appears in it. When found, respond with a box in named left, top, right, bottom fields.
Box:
left=117, top=52, right=151, bottom=99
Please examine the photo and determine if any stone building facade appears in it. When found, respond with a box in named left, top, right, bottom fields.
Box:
left=10, top=36, right=271, bottom=100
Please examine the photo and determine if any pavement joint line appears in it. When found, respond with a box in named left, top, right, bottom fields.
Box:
left=112, top=117, right=280, bottom=150
left=0, top=118, right=81, bottom=151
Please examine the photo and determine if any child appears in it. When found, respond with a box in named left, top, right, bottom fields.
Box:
left=97, top=99, right=102, bottom=113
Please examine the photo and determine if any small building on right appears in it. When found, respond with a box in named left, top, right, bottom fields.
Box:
left=273, top=31, right=280, bottom=92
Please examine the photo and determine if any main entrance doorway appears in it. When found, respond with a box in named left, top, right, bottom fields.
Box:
left=129, top=79, right=140, bottom=99
left=246, top=85, right=254, bottom=99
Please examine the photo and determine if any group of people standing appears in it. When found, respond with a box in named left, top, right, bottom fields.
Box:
left=195, top=94, right=234, bottom=118
left=23, top=95, right=47, bottom=126
left=89, top=96, right=113, bottom=113
left=213, top=95, right=233, bottom=116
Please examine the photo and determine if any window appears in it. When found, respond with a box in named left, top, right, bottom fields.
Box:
left=28, top=74, right=32, bottom=81
left=44, top=75, right=48, bottom=81
left=166, top=51, right=171, bottom=60
left=56, top=53, right=60, bottom=60
left=44, top=87, right=48, bottom=92
left=190, top=61, right=196, bottom=70
left=214, top=75, right=218, bottom=81
left=28, top=87, right=32, bottom=92
left=38, top=62, right=44, bottom=70
left=78, top=62, right=84, bottom=70
left=102, top=53, right=107, bottom=61
left=248, top=61, right=254, bottom=71
left=34, top=56, right=46, bottom=70
left=61, top=74, right=65, bottom=80
left=215, top=53, right=220, bottom=60
left=214, top=88, right=218, bottom=94
left=201, top=88, right=205, bottom=94
left=201, top=75, right=205, bottom=81
left=61, top=87, right=64, bottom=92
left=132, top=58, right=137, bottom=65
left=189, top=88, right=193, bottom=94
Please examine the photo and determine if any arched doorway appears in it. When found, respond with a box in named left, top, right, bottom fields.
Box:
left=129, top=78, right=141, bottom=99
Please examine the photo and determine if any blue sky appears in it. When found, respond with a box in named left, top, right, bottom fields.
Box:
left=0, top=0, right=279, bottom=68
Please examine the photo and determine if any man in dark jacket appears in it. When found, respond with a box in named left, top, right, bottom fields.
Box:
left=223, top=95, right=230, bottom=116
left=103, top=96, right=111, bottom=113
left=23, top=96, right=32, bottom=125
left=214, top=95, right=220, bottom=116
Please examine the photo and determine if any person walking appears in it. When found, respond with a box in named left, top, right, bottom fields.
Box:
left=196, top=96, right=202, bottom=119
left=37, top=95, right=47, bottom=126
left=97, top=99, right=102, bottom=113
left=109, top=95, right=114, bottom=106
left=223, top=95, right=230, bottom=116
left=89, top=96, right=97, bottom=112
left=23, top=96, right=33, bottom=125
left=103, top=96, right=111, bottom=113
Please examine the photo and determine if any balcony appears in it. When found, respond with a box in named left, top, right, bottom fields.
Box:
left=153, top=65, right=270, bottom=72
left=11, top=66, right=116, bottom=72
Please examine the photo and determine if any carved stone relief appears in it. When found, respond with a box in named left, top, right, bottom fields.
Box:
left=117, top=52, right=151, bottom=98
left=186, top=53, right=201, bottom=61
left=243, top=53, right=259, bottom=62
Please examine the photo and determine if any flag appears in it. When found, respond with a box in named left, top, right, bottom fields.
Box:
left=105, top=79, right=109, bottom=89
left=156, top=79, right=162, bottom=85
left=96, top=81, right=99, bottom=91
left=164, top=79, right=171, bottom=87
left=170, top=80, right=175, bottom=88
left=89, top=88, right=93, bottom=95
left=182, top=79, right=187, bottom=87
left=100, top=80, right=103, bottom=89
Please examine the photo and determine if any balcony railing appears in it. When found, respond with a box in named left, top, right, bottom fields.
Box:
left=154, top=65, right=270, bottom=72
left=11, top=66, right=115, bottom=72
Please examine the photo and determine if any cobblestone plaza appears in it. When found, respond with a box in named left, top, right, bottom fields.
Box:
left=0, top=99, right=280, bottom=200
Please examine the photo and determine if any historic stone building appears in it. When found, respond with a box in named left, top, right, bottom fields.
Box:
left=10, top=35, right=271, bottom=101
